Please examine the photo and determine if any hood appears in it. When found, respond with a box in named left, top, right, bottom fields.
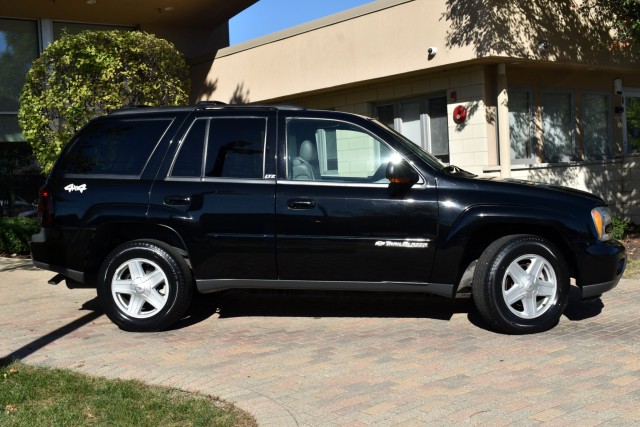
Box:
left=477, top=176, right=605, bottom=204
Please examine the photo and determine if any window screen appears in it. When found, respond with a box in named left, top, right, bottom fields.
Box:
left=59, top=119, right=171, bottom=175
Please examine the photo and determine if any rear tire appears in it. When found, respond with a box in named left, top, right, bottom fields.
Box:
left=472, top=235, right=569, bottom=334
left=97, top=240, right=193, bottom=332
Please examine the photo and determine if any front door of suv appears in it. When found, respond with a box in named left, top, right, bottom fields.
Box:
left=276, top=114, right=438, bottom=284
left=149, top=109, right=277, bottom=282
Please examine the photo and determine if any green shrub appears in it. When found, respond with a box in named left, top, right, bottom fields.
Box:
left=611, top=217, right=628, bottom=241
left=19, top=30, right=190, bottom=174
left=0, top=217, right=39, bottom=255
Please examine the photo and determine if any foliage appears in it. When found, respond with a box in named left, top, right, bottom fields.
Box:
left=611, top=217, right=628, bottom=240
left=0, top=217, right=39, bottom=255
left=0, top=361, right=256, bottom=427
left=579, top=0, right=640, bottom=49
left=18, top=30, right=190, bottom=174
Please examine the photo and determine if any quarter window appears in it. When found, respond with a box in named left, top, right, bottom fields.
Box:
left=60, top=119, right=172, bottom=175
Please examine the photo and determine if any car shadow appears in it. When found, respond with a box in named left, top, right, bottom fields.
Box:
left=170, top=290, right=477, bottom=330
left=173, top=285, right=606, bottom=332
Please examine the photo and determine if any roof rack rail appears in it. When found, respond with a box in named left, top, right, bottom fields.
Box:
left=195, top=100, right=227, bottom=106
left=197, top=102, right=304, bottom=111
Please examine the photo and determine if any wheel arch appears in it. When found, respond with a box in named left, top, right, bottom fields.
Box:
left=84, top=221, right=190, bottom=285
left=440, top=206, right=580, bottom=295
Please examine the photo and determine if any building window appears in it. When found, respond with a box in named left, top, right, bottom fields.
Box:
left=0, top=18, right=39, bottom=143
left=542, top=91, right=575, bottom=162
left=623, top=90, right=640, bottom=153
left=52, top=22, right=135, bottom=41
left=509, top=89, right=535, bottom=162
left=374, top=94, right=450, bottom=163
left=582, top=93, right=611, bottom=160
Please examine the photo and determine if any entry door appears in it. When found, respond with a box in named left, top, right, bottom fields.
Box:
left=275, top=116, right=438, bottom=283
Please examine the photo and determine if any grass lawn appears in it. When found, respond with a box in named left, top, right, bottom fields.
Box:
left=1, top=361, right=256, bottom=427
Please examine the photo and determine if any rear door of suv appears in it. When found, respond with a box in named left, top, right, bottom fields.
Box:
left=148, top=108, right=278, bottom=283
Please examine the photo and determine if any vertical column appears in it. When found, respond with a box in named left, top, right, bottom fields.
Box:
left=39, top=19, right=54, bottom=52
left=497, top=63, right=511, bottom=177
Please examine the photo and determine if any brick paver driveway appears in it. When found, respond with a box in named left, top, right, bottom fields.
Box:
left=2, top=257, right=640, bottom=426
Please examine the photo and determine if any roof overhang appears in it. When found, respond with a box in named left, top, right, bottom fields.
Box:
left=0, top=0, right=258, bottom=30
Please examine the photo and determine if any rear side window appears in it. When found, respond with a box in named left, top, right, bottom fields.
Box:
left=171, top=117, right=266, bottom=179
left=59, top=118, right=172, bottom=175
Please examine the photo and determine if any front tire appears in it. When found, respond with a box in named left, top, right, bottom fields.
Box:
left=97, top=240, right=193, bottom=332
left=472, top=235, right=569, bottom=334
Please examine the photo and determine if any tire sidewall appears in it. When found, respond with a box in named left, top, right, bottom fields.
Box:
left=97, top=242, right=189, bottom=332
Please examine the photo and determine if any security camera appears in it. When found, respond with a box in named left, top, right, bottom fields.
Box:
left=428, top=47, right=438, bottom=56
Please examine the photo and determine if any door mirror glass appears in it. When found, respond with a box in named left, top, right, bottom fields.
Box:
left=385, top=158, right=419, bottom=186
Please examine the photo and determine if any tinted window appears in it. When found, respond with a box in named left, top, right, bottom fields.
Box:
left=204, top=118, right=266, bottom=179
left=171, top=119, right=207, bottom=177
left=60, top=119, right=171, bottom=175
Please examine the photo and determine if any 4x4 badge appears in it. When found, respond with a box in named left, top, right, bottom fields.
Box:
left=64, top=183, right=87, bottom=193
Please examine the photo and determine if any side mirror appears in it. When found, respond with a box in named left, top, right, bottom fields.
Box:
left=386, top=159, right=419, bottom=186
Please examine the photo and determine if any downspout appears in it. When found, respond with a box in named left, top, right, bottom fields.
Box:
left=497, top=63, right=511, bottom=178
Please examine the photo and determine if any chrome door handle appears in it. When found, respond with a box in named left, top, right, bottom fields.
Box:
left=287, top=199, right=316, bottom=209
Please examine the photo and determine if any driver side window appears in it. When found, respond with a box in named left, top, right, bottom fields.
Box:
left=287, top=118, right=394, bottom=183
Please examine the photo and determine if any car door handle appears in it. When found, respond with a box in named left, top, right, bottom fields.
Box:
left=287, top=199, right=316, bottom=210
left=164, top=195, right=191, bottom=206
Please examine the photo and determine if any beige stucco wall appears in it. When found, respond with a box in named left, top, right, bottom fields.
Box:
left=204, top=0, right=478, bottom=103
left=204, top=0, right=638, bottom=104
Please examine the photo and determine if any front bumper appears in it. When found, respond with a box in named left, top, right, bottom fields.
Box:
left=575, top=239, right=626, bottom=299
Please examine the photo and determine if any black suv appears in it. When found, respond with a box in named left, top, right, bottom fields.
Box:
left=31, top=104, right=626, bottom=334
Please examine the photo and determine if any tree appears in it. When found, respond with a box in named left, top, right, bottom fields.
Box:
left=18, top=30, right=190, bottom=174
left=580, top=0, right=640, bottom=49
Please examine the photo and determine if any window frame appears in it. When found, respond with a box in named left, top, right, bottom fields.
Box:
left=580, top=91, right=612, bottom=160
left=284, top=116, right=399, bottom=186
left=169, top=116, right=269, bottom=182
left=508, top=87, right=536, bottom=164
left=541, top=89, right=577, bottom=163
left=60, top=117, right=174, bottom=178
left=372, top=93, right=450, bottom=164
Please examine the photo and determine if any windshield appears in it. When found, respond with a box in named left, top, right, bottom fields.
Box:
left=370, top=118, right=446, bottom=171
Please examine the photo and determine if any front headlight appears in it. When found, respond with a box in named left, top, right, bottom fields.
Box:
left=591, top=207, right=613, bottom=241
